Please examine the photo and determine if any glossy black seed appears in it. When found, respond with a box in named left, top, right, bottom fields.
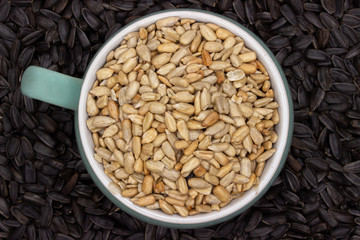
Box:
left=293, top=123, right=313, bottom=138
left=80, top=229, right=95, bottom=239
left=17, top=45, right=35, bottom=69
left=33, top=128, right=57, bottom=148
left=317, top=28, right=330, bottom=49
left=283, top=51, right=303, bottom=66
left=269, top=17, right=287, bottom=31
left=319, top=112, right=337, bottom=132
left=0, top=196, right=9, bottom=218
left=310, top=88, right=325, bottom=111
left=328, top=133, right=341, bottom=160
left=271, top=223, right=290, bottom=238
left=249, top=225, right=273, bottom=237
left=321, top=0, right=336, bottom=14
left=76, top=27, right=90, bottom=49
left=291, top=35, right=313, bottom=49
left=67, top=26, right=76, bottom=49
left=331, top=227, right=352, bottom=238
left=3, top=218, right=21, bottom=228
left=325, top=48, right=348, bottom=56
left=104, top=23, right=122, bottom=41
left=36, top=15, right=57, bottom=30
left=6, top=136, right=20, bottom=159
left=54, top=233, right=74, bottom=240
left=84, top=0, right=104, bottom=15
left=302, top=166, right=318, bottom=188
left=58, top=19, right=69, bottom=44
left=244, top=210, right=262, bottom=232
left=33, top=141, right=58, bottom=157
left=288, top=0, right=303, bottom=15
left=305, top=49, right=330, bottom=62
left=0, top=154, right=8, bottom=166
left=7, top=224, right=26, bottom=240
left=23, top=160, right=36, bottom=183
left=23, top=192, right=47, bottom=206
left=39, top=227, right=53, bottom=240
left=10, top=38, right=21, bottom=65
left=331, top=68, right=352, bottom=84
left=304, top=11, right=324, bottom=29
left=341, top=24, right=359, bottom=46
left=332, top=82, right=357, bottom=93
left=328, top=209, right=354, bottom=223
left=61, top=172, right=78, bottom=195
left=244, top=0, right=256, bottom=25
left=0, top=40, right=9, bottom=58
left=11, top=206, right=29, bottom=225
left=89, top=215, right=115, bottom=230
left=276, top=24, right=297, bottom=37
left=81, top=8, right=102, bottom=31
left=326, top=183, right=344, bottom=206
left=0, top=22, right=16, bottom=41
left=192, top=227, right=214, bottom=239
left=40, top=9, right=62, bottom=22
left=281, top=190, right=300, bottom=205
left=344, top=172, right=360, bottom=186
left=110, top=1, right=136, bottom=11
left=326, top=92, right=352, bottom=104
left=23, top=184, right=45, bottom=194
left=36, top=113, right=57, bottom=133
left=311, top=222, right=328, bottom=234
left=40, top=204, right=53, bottom=227
left=23, top=95, right=36, bottom=113
left=280, top=4, right=297, bottom=26
left=345, top=59, right=359, bottom=77
left=284, top=169, right=301, bottom=192
left=26, top=224, right=36, bottom=240
left=345, top=42, right=360, bottom=58
left=306, top=158, right=329, bottom=171
left=0, top=1, right=10, bottom=22
left=304, top=3, right=322, bottom=12
left=291, top=222, right=310, bottom=235
left=343, top=160, right=360, bottom=173
left=7, top=67, right=18, bottom=93
left=21, top=137, right=34, bottom=161
left=342, top=14, right=360, bottom=27
left=320, top=12, right=339, bottom=30
left=21, top=111, right=36, bottom=131
left=332, top=28, right=350, bottom=49
left=266, top=35, right=289, bottom=49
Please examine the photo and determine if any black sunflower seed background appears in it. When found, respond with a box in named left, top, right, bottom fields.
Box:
left=0, top=0, right=360, bottom=239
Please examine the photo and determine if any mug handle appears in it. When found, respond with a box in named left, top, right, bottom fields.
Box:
left=21, top=66, right=83, bottom=111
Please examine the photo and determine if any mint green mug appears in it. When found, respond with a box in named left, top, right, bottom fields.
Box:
left=21, top=9, right=293, bottom=228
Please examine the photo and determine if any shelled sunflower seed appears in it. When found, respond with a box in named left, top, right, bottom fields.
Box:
left=86, top=17, right=279, bottom=217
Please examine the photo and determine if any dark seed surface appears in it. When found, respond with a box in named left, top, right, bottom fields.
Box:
left=0, top=0, right=358, bottom=238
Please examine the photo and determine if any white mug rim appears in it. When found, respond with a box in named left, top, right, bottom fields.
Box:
left=77, top=9, right=293, bottom=228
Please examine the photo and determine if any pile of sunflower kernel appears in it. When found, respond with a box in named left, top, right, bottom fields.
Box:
left=86, top=17, right=279, bottom=217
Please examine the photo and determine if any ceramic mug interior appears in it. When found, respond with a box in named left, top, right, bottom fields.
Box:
left=78, top=9, right=293, bottom=228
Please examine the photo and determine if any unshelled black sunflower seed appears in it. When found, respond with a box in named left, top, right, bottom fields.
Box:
left=0, top=0, right=358, bottom=238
